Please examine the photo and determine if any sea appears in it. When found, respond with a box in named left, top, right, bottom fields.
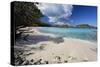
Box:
left=37, top=27, right=97, bottom=43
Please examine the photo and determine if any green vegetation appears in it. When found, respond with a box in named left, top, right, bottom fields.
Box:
left=13, top=1, right=51, bottom=39
left=76, top=24, right=92, bottom=28
left=59, top=25, right=70, bottom=28
left=53, top=24, right=96, bottom=28
left=54, top=24, right=70, bottom=28
left=76, top=24, right=97, bottom=28
left=14, top=1, right=51, bottom=29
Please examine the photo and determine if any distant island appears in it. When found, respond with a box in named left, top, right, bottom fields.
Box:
left=51, top=24, right=97, bottom=28
left=29, top=22, right=97, bottom=28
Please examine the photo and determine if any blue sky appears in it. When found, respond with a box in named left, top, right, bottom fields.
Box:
left=70, top=5, right=97, bottom=26
left=36, top=3, right=97, bottom=26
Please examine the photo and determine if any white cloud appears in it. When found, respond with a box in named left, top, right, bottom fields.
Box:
left=54, top=22, right=65, bottom=25
left=36, top=3, right=73, bottom=25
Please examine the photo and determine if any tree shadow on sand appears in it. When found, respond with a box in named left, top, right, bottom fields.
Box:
left=16, top=35, right=64, bottom=45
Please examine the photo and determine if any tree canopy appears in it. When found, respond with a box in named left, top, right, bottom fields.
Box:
left=13, top=1, right=51, bottom=28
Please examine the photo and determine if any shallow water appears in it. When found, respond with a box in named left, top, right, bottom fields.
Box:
left=37, top=27, right=97, bottom=42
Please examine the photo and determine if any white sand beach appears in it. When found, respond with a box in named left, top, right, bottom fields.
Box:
left=25, top=38, right=97, bottom=63
left=15, top=27, right=97, bottom=65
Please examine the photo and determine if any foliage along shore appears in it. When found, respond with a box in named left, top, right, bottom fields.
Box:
left=14, top=1, right=97, bottom=29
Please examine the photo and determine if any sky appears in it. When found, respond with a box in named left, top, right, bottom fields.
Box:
left=70, top=5, right=97, bottom=26
left=36, top=3, right=97, bottom=26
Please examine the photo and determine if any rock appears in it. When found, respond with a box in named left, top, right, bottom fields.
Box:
left=64, top=60, right=68, bottom=63
left=34, top=59, right=42, bottom=65
left=25, top=53, right=34, bottom=56
left=68, top=56, right=73, bottom=61
left=30, top=59, right=34, bottom=62
left=17, top=57, right=24, bottom=65
left=44, top=61, right=49, bottom=64
left=24, top=60, right=30, bottom=65
left=55, top=56, right=61, bottom=61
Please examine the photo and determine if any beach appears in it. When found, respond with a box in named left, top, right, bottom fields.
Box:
left=14, top=27, right=97, bottom=65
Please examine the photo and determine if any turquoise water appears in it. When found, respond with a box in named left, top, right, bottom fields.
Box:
left=37, top=27, right=97, bottom=42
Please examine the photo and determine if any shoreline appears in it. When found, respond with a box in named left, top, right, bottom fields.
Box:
left=14, top=27, right=97, bottom=65
left=36, top=27, right=97, bottom=43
